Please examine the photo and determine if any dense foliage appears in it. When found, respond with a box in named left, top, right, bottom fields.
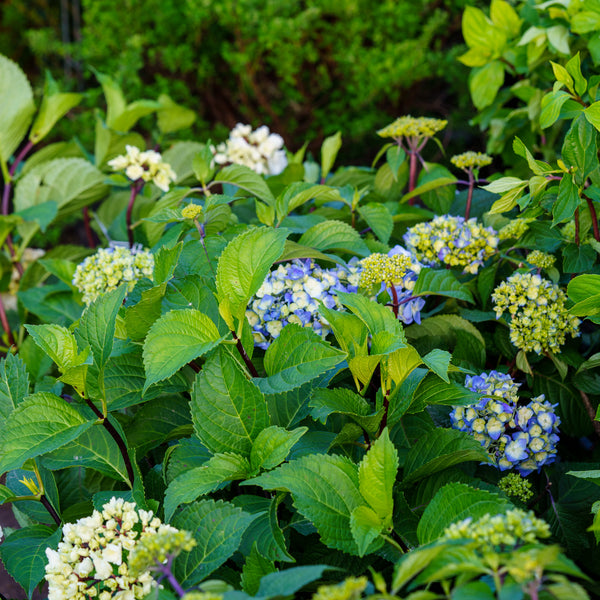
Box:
left=1, top=1, right=600, bottom=600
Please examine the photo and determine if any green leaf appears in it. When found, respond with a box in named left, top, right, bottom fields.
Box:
left=298, top=220, right=370, bottom=257
left=0, top=353, right=30, bottom=430
left=172, top=499, right=258, bottom=586
left=469, top=61, right=504, bottom=110
left=350, top=505, right=384, bottom=557
left=275, top=183, right=341, bottom=223
left=256, top=565, right=334, bottom=599
left=551, top=61, right=575, bottom=94
left=540, top=90, right=571, bottom=129
left=0, top=392, right=94, bottom=474
left=359, top=428, right=398, bottom=522
left=512, top=138, right=554, bottom=176
left=566, top=53, right=587, bottom=97
left=241, top=545, right=276, bottom=595
left=412, top=373, right=482, bottom=408
left=562, top=243, right=596, bottom=273
left=124, top=282, right=167, bottom=340
left=402, top=428, right=491, bottom=487
left=191, top=347, right=269, bottom=456
left=216, top=227, right=288, bottom=326
left=584, top=101, right=600, bottom=132
left=257, top=324, right=346, bottom=394
left=143, top=309, right=224, bottom=391
left=0, top=525, right=61, bottom=597
left=562, top=115, right=597, bottom=185
left=413, top=269, right=474, bottom=303
left=213, top=164, right=276, bottom=206
left=250, top=425, right=307, bottom=473
left=30, top=77, right=82, bottom=144
left=462, top=6, right=506, bottom=52
left=553, top=176, right=580, bottom=225
left=401, top=177, right=457, bottom=204
left=24, top=323, right=88, bottom=374
left=321, top=131, right=342, bottom=179
left=164, top=453, right=251, bottom=521
left=234, top=494, right=294, bottom=562
left=571, top=10, right=600, bottom=34
left=490, top=0, right=521, bottom=36
left=157, top=93, right=196, bottom=134
left=421, top=349, right=452, bottom=383
left=358, top=203, right=394, bottom=244
left=391, top=544, right=446, bottom=592
left=0, top=54, right=35, bottom=162
left=245, top=454, right=364, bottom=554
left=417, top=483, right=513, bottom=544
left=77, top=285, right=127, bottom=368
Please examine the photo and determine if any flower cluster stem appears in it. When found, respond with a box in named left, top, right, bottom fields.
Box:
left=0, top=293, right=16, bottom=349
left=232, top=330, right=259, bottom=377
left=126, top=183, right=142, bottom=249
left=40, top=494, right=62, bottom=527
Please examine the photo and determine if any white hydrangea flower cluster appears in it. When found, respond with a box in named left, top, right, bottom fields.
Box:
left=44, top=497, right=183, bottom=600
left=450, top=371, right=560, bottom=475
left=246, top=258, right=361, bottom=349
left=444, top=509, right=551, bottom=550
left=212, top=123, right=287, bottom=175
left=359, top=245, right=426, bottom=325
left=72, top=245, right=154, bottom=305
left=108, top=145, right=176, bottom=192
left=403, top=215, right=499, bottom=274
left=492, top=272, right=580, bottom=354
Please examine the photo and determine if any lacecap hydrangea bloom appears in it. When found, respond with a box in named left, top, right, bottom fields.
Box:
left=212, top=123, right=287, bottom=175
left=377, top=115, right=447, bottom=140
left=72, top=245, right=154, bottom=305
left=246, top=258, right=361, bottom=349
left=450, top=371, right=560, bottom=475
left=450, top=151, right=493, bottom=171
left=108, top=145, right=176, bottom=192
left=492, top=272, right=580, bottom=354
left=443, top=509, right=551, bottom=550
left=403, top=215, right=498, bottom=274
left=528, top=250, right=556, bottom=270
left=359, top=245, right=426, bottom=325
left=44, top=497, right=189, bottom=600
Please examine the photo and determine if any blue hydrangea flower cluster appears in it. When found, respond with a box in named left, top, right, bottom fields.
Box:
left=403, top=215, right=498, bottom=274
left=359, top=245, right=426, bottom=325
left=450, top=371, right=560, bottom=475
left=246, top=259, right=361, bottom=349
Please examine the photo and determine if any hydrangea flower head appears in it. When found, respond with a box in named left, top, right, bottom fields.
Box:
left=403, top=215, right=498, bottom=274
left=312, top=577, right=368, bottom=600
left=212, top=123, right=287, bottom=175
left=108, top=145, right=176, bottom=192
left=498, top=218, right=532, bottom=240
left=377, top=116, right=447, bottom=140
left=44, top=497, right=188, bottom=600
left=443, top=509, right=551, bottom=551
left=498, top=472, right=534, bottom=503
left=451, top=151, right=493, bottom=170
left=360, top=246, right=426, bottom=325
left=181, top=203, right=203, bottom=220
left=246, top=258, right=361, bottom=349
left=72, top=245, right=154, bottom=305
left=492, top=272, right=580, bottom=354
left=528, top=250, right=555, bottom=270
left=451, top=371, right=560, bottom=475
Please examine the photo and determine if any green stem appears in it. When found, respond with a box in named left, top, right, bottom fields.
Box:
left=465, top=168, right=475, bottom=220
left=126, top=182, right=142, bottom=248
left=381, top=534, right=405, bottom=554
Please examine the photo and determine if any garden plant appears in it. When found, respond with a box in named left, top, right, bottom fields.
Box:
left=1, top=1, right=600, bottom=600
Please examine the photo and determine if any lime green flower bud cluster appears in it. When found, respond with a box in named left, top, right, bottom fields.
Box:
left=44, top=497, right=183, bottom=600
left=492, top=273, right=580, bottom=354
left=498, top=473, right=534, bottom=503
left=377, top=115, right=447, bottom=139
left=108, top=145, right=177, bottom=192
left=312, top=577, right=368, bottom=600
left=499, top=218, right=532, bottom=240
left=182, top=594, right=224, bottom=600
left=403, top=215, right=498, bottom=274
left=443, top=509, right=551, bottom=550
left=181, top=203, right=204, bottom=220
left=73, top=246, right=154, bottom=305
left=129, top=528, right=196, bottom=576
left=359, top=252, right=411, bottom=288
left=528, top=250, right=555, bottom=270
left=450, top=151, right=492, bottom=170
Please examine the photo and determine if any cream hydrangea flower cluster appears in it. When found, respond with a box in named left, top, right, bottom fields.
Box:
left=403, top=215, right=499, bottom=274
left=377, top=115, right=447, bottom=140
left=44, top=497, right=187, bottom=600
left=246, top=258, right=361, bottom=349
left=108, top=145, right=176, bottom=192
left=528, top=250, right=556, bottom=270
left=491, top=272, right=580, bottom=354
left=450, top=151, right=493, bottom=170
left=128, top=527, right=195, bottom=576
left=212, top=123, right=287, bottom=175
left=359, top=245, right=426, bottom=325
left=443, top=509, right=551, bottom=550
left=450, top=371, right=560, bottom=475
left=72, top=245, right=154, bottom=305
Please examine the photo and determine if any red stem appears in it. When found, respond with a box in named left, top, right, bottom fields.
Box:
left=584, top=195, right=600, bottom=242
left=82, top=207, right=96, bottom=248
left=0, top=293, right=16, bottom=348
left=232, top=330, right=259, bottom=377
left=408, top=151, right=418, bottom=206
left=126, top=183, right=141, bottom=248
left=465, top=169, right=474, bottom=220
